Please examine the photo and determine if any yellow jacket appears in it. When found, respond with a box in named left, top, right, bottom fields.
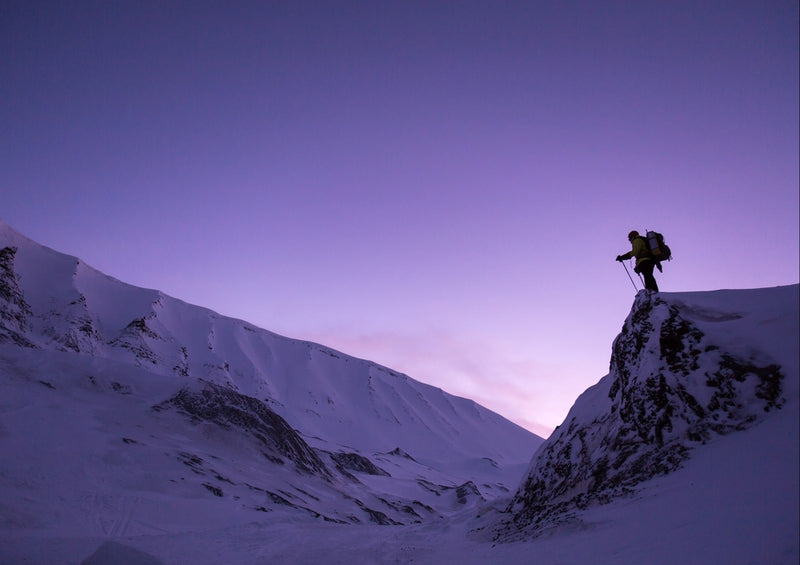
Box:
left=619, top=237, right=653, bottom=268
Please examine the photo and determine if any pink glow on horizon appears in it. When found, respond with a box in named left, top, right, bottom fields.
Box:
left=303, top=327, right=582, bottom=436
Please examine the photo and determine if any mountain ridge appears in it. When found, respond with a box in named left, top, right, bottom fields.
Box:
left=0, top=218, right=541, bottom=469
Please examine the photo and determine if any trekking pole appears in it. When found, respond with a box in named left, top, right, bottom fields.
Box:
left=621, top=261, right=639, bottom=291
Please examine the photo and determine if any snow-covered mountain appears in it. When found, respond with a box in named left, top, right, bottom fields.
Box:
left=0, top=218, right=797, bottom=564
left=0, top=219, right=538, bottom=468
left=0, top=219, right=541, bottom=560
left=500, top=286, right=795, bottom=535
left=491, top=285, right=799, bottom=562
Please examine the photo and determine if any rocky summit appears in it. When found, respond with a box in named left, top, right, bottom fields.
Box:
left=499, top=287, right=792, bottom=539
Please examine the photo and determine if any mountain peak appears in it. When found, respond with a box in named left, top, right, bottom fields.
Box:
left=498, top=286, right=797, bottom=539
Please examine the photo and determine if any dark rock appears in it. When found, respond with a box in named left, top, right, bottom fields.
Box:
left=354, top=499, right=402, bottom=525
left=387, top=447, right=416, bottom=461
left=501, top=292, right=785, bottom=539
left=202, top=483, right=223, bottom=497
left=109, top=316, right=163, bottom=365
left=455, top=481, right=482, bottom=504
left=159, top=382, right=332, bottom=478
left=0, top=246, right=35, bottom=347
left=331, top=452, right=391, bottom=477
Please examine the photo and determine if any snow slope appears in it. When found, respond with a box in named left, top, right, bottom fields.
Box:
left=0, top=218, right=797, bottom=564
left=0, top=219, right=539, bottom=470
left=0, top=219, right=541, bottom=561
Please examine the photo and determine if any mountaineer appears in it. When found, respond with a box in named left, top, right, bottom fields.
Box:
left=616, top=230, right=659, bottom=292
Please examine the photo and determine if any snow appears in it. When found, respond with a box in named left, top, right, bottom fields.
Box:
left=0, top=219, right=539, bottom=467
left=0, top=219, right=798, bottom=564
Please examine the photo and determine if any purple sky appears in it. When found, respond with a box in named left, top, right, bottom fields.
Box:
left=3, top=1, right=798, bottom=436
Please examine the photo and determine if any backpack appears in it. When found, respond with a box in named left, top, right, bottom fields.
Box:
left=645, top=230, right=671, bottom=263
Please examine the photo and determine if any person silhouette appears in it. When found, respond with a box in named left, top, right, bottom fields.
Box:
left=616, top=230, right=659, bottom=292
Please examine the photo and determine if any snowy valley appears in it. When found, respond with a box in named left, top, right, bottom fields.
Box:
left=0, top=219, right=797, bottom=564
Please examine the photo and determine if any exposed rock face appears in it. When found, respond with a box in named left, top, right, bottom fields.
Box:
left=41, top=289, right=102, bottom=354
left=500, top=291, right=785, bottom=538
left=109, top=315, right=166, bottom=365
left=159, top=382, right=332, bottom=478
left=0, top=246, right=34, bottom=347
left=0, top=247, right=100, bottom=353
left=331, top=452, right=391, bottom=477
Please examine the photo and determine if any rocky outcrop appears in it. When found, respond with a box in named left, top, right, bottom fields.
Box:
left=0, top=248, right=100, bottom=353
left=331, top=452, right=391, bottom=477
left=42, top=291, right=102, bottom=354
left=109, top=315, right=165, bottom=365
left=157, top=382, right=332, bottom=478
left=0, top=246, right=35, bottom=347
left=499, top=291, right=785, bottom=539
